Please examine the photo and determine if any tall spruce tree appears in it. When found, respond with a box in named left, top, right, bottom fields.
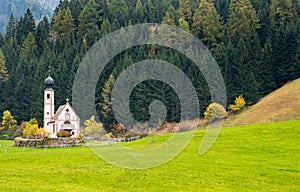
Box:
left=20, top=32, right=37, bottom=61
left=192, top=0, right=224, bottom=49
left=109, top=0, right=129, bottom=28
left=78, top=0, right=100, bottom=35
left=5, top=14, right=17, bottom=40
left=162, top=4, right=178, bottom=26
left=0, top=49, right=8, bottom=82
left=228, top=0, right=260, bottom=42
left=132, top=0, right=145, bottom=24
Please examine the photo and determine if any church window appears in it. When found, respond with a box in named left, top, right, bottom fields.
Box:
left=47, top=94, right=50, bottom=99
left=65, top=113, right=70, bottom=120
left=53, top=125, right=55, bottom=133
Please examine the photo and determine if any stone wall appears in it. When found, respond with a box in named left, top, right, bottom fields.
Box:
left=14, top=137, right=85, bottom=148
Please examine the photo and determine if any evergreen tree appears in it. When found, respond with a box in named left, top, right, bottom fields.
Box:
left=100, top=18, right=112, bottom=36
left=1, top=37, right=19, bottom=71
left=54, top=0, right=70, bottom=16
left=192, top=0, right=224, bottom=49
left=228, top=0, right=260, bottom=42
left=270, top=0, right=293, bottom=26
left=132, top=0, right=145, bottom=24
left=52, top=8, right=75, bottom=38
left=5, top=14, right=17, bottom=40
left=95, top=0, right=110, bottom=22
left=212, top=0, right=230, bottom=21
left=109, top=0, right=129, bottom=27
left=16, top=9, right=36, bottom=44
left=0, top=49, right=8, bottom=82
left=68, top=0, right=89, bottom=27
left=100, top=74, right=116, bottom=133
left=162, top=4, right=178, bottom=26
left=78, top=0, right=100, bottom=35
left=20, top=32, right=37, bottom=60
left=178, top=0, right=193, bottom=26
left=35, top=16, right=50, bottom=55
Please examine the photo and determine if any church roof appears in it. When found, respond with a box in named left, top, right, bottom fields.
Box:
left=44, top=75, right=54, bottom=88
left=48, top=101, right=80, bottom=124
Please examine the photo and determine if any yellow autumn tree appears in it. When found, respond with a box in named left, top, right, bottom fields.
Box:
left=229, top=95, right=246, bottom=112
left=23, top=118, right=39, bottom=137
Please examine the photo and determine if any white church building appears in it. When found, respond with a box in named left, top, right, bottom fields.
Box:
left=43, top=73, right=80, bottom=138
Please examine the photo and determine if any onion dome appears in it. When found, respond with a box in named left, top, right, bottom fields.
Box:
left=44, top=70, right=54, bottom=88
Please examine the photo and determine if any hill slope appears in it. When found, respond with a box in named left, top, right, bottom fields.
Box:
left=226, top=78, right=300, bottom=126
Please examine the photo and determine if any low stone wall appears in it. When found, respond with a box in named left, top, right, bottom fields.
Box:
left=14, top=137, right=85, bottom=148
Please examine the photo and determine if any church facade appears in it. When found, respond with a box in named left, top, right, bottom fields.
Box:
left=43, top=73, right=80, bottom=138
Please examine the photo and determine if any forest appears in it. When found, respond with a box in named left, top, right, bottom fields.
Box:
left=0, top=0, right=299, bottom=134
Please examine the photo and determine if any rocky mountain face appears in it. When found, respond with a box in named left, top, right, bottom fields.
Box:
left=0, top=0, right=59, bottom=34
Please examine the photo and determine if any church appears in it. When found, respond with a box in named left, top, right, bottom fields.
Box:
left=43, top=72, right=80, bottom=138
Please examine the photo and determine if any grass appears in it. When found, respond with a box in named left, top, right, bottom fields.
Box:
left=225, top=78, right=300, bottom=126
left=0, top=120, right=299, bottom=191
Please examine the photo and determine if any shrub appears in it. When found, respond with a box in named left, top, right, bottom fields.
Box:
left=204, top=103, right=227, bottom=121
left=23, top=118, right=39, bottom=137
left=57, top=130, right=71, bottom=138
left=229, top=95, right=246, bottom=112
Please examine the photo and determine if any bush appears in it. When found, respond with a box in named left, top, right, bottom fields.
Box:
left=229, top=95, right=246, bottom=112
left=57, top=130, right=71, bottom=138
left=23, top=118, right=39, bottom=137
left=204, top=103, right=227, bottom=121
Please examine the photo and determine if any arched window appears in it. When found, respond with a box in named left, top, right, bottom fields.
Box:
left=65, top=113, right=70, bottom=120
left=64, top=121, right=71, bottom=124
left=47, top=94, right=50, bottom=99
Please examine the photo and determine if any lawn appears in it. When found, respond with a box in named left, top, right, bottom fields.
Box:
left=0, top=120, right=299, bottom=191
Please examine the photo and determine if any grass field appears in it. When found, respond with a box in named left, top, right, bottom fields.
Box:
left=0, top=120, right=299, bottom=191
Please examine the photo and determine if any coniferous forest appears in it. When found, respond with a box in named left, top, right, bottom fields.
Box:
left=0, top=0, right=299, bottom=134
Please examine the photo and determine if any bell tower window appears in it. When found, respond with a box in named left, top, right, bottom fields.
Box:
left=47, top=94, right=50, bottom=99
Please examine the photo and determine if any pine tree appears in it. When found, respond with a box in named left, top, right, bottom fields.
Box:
left=20, top=32, right=37, bottom=60
left=54, top=0, right=70, bottom=16
left=270, top=0, right=293, bottom=26
left=162, top=4, right=178, bottom=26
left=192, top=0, right=224, bottom=49
left=109, top=0, right=129, bottom=27
left=35, top=16, right=50, bottom=55
left=100, top=74, right=116, bottom=133
left=16, top=9, right=36, bottom=44
left=0, top=49, right=8, bottom=82
left=52, top=8, right=75, bottom=38
left=95, top=0, right=110, bottom=21
left=5, top=14, right=17, bottom=40
left=78, top=0, right=100, bottom=35
left=178, top=0, right=193, bottom=26
left=100, top=18, right=112, bottom=36
left=132, top=0, right=144, bottom=24
left=228, top=0, right=260, bottom=42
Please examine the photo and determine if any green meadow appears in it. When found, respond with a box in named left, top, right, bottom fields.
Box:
left=0, top=120, right=299, bottom=192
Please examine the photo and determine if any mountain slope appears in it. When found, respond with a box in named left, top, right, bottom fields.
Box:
left=226, top=78, right=300, bottom=126
left=0, top=0, right=59, bottom=34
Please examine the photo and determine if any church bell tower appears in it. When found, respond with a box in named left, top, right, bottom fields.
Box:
left=44, top=71, right=55, bottom=134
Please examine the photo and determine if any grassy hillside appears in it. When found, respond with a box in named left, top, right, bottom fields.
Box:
left=0, top=120, right=299, bottom=191
left=226, top=78, right=300, bottom=126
